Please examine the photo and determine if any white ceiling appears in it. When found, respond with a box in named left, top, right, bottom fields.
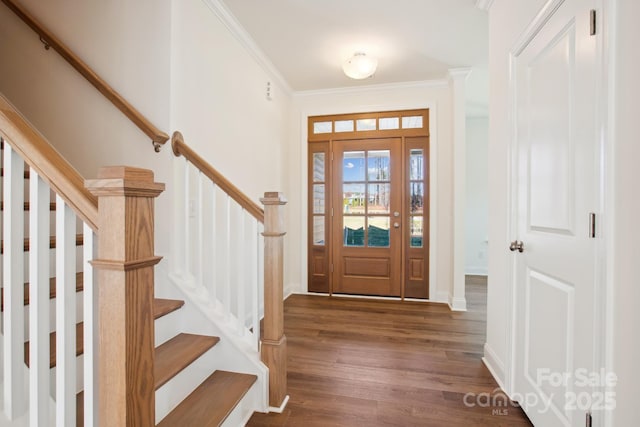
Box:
left=220, top=0, right=489, bottom=115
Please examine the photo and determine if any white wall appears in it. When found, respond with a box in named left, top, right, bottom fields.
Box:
left=0, top=0, right=291, bottom=263
left=465, top=117, right=488, bottom=275
left=169, top=0, right=290, bottom=204
left=484, top=0, right=550, bottom=387
left=609, top=1, right=640, bottom=424
left=0, top=0, right=174, bottom=255
left=288, top=82, right=454, bottom=302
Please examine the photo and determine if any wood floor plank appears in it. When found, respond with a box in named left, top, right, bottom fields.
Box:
left=247, top=278, right=532, bottom=426
left=157, top=370, right=257, bottom=427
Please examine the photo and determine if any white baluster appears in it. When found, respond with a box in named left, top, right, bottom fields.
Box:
left=250, top=218, right=260, bottom=351
left=184, top=162, right=191, bottom=280
left=56, top=196, right=76, bottom=427
left=236, top=207, right=245, bottom=337
left=83, top=225, right=97, bottom=427
left=3, top=143, right=25, bottom=419
left=223, top=196, right=231, bottom=319
left=197, top=172, right=204, bottom=287
left=209, top=182, right=217, bottom=304
left=29, top=173, right=50, bottom=427
left=172, top=155, right=187, bottom=276
left=258, top=223, right=265, bottom=325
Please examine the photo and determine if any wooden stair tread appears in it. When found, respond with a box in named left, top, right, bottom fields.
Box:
left=154, top=333, right=220, bottom=390
left=22, top=299, right=177, bottom=370
left=24, top=322, right=84, bottom=369
left=153, top=298, right=185, bottom=320
left=1, top=272, right=83, bottom=311
left=0, top=234, right=84, bottom=254
left=0, top=201, right=56, bottom=211
left=157, top=370, right=257, bottom=427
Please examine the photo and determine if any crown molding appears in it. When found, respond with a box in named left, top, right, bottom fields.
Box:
left=293, top=79, right=449, bottom=98
left=475, top=0, right=495, bottom=12
left=448, top=67, right=473, bottom=81
left=201, top=0, right=293, bottom=95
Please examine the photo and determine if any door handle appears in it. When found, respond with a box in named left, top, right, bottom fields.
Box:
left=509, top=240, right=524, bottom=253
left=393, top=222, right=400, bottom=228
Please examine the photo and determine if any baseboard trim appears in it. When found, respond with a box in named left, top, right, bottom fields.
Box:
left=449, top=296, right=467, bottom=311
left=268, top=395, right=289, bottom=413
left=292, top=292, right=446, bottom=305
left=433, top=290, right=449, bottom=304
left=482, top=343, right=506, bottom=391
left=465, top=266, right=488, bottom=276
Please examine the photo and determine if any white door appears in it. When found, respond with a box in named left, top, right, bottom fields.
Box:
left=512, top=1, right=601, bottom=426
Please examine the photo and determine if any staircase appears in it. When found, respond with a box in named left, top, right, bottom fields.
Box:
left=0, top=89, right=285, bottom=426
left=0, top=2, right=288, bottom=423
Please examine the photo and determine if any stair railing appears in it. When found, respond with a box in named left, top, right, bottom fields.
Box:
left=1, top=0, right=169, bottom=152
left=171, top=131, right=288, bottom=409
left=1, top=93, right=100, bottom=426
left=1, top=94, right=164, bottom=426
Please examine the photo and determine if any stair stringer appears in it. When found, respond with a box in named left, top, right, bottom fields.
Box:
left=154, top=265, right=268, bottom=417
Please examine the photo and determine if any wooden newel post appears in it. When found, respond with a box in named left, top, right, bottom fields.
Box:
left=86, top=167, right=165, bottom=427
left=260, top=191, right=288, bottom=409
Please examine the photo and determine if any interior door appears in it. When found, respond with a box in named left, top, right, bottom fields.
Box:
left=332, top=138, right=402, bottom=296
left=512, top=1, right=599, bottom=425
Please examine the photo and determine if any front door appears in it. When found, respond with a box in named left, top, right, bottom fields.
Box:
left=307, top=110, right=430, bottom=299
left=512, top=1, right=601, bottom=425
left=332, top=138, right=402, bottom=296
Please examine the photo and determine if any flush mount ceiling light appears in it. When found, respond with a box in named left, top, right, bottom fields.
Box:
left=342, top=52, right=378, bottom=80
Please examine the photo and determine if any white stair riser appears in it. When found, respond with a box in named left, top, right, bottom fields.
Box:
left=154, top=311, right=183, bottom=348
left=0, top=246, right=83, bottom=279
left=155, top=346, right=220, bottom=423
left=21, top=293, right=84, bottom=337
left=222, top=382, right=259, bottom=427
left=49, top=354, right=84, bottom=398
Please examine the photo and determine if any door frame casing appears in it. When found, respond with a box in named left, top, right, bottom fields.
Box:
left=503, top=1, right=610, bottom=426
left=298, top=99, right=442, bottom=303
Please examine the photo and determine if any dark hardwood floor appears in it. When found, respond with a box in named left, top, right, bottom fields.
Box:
left=247, top=277, right=532, bottom=427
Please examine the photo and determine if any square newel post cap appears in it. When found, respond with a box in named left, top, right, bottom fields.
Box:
left=85, top=166, right=165, bottom=198
left=261, top=192, right=287, bottom=206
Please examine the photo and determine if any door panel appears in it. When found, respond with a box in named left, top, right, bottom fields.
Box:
left=513, top=1, right=598, bottom=425
left=333, top=138, right=402, bottom=296
left=405, top=137, right=429, bottom=298
left=308, top=143, right=330, bottom=292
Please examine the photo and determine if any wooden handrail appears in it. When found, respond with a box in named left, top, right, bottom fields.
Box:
left=0, top=95, right=98, bottom=231
left=171, top=131, right=265, bottom=222
left=1, top=0, right=169, bottom=151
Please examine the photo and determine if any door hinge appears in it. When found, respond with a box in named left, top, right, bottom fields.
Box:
left=585, top=411, right=592, bottom=427
left=331, top=151, right=334, bottom=161
left=331, top=208, right=334, bottom=217
left=330, top=263, right=334, bottom=273
left=589, top=213, right=596, bottom=238
left=590, top=9, right=597, bottom=36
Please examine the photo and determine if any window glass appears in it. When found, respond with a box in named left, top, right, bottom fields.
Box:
left=313, top=121, right=332, bottom=134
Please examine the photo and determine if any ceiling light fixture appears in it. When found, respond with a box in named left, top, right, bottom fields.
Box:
left=342, top=52, right=378, bottom=80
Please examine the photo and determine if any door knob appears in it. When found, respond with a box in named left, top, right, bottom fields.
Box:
left=509, top=240, right=524, bottom=253
left=393, top=222, right=400, bottom=228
